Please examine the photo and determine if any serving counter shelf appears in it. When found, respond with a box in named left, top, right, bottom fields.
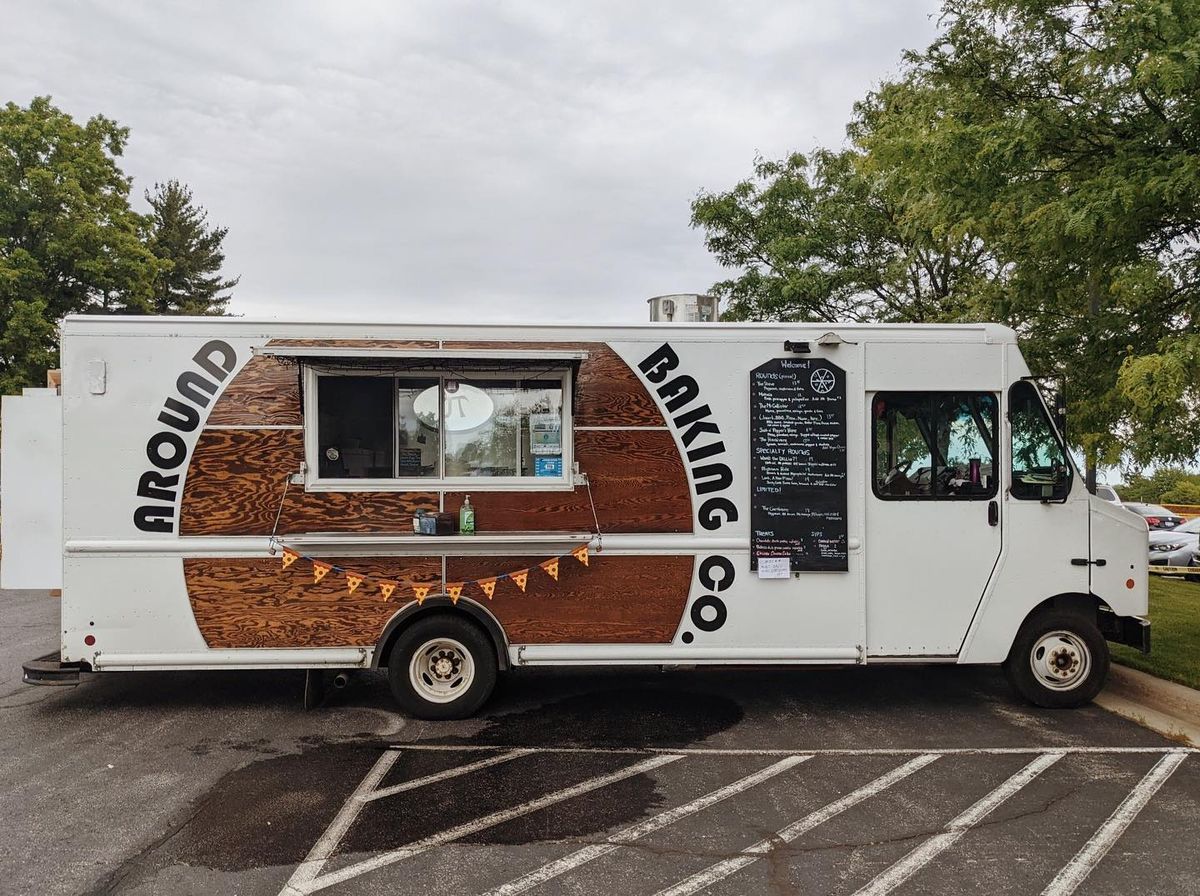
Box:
left=278, top=531, right=596, bottom=557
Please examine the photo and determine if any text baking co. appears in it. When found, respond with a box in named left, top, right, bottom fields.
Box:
left=638, top=343, right=736, bottom=637
left=134, top=340, right=237, bottom=533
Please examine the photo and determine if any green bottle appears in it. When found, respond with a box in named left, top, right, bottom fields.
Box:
left=459, top=495, right=475, bottom=534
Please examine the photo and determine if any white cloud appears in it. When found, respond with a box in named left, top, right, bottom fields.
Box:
left=3, top=0, right=940, bottom=323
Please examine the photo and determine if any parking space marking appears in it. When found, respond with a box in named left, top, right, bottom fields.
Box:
left=854, top=751, right=1065, bottom=896
left=282, top=750, right=401, bottom=895
left=364, top=748, right=536, bottom=802
left=293, top=753, right=684, bottom=895
left=1041, top=751, right=1189, bottom=896
left=390, top=744, right=1197, bottom=757
left=652, top=753, right=941, bottom=896
left=484, top=754, right=811, bottom=896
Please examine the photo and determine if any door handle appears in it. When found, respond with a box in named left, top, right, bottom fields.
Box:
left=1071, top=558, right=1107, bottom=567
left=988, top=500, right=999, bottom=527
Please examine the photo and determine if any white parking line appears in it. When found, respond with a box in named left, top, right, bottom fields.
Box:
left=484, top=754, right=811, bottom=896
left=297, top=753, right=684, bottom=894
left=653, top=753, right=941, bottom=896
left=364, top=748, right=536, bottom=802
left=1041, top=751, right=1188, bottom=896
left=854, top=751, right=1065, bottom=896
left=390, top=744, right=1196, bottom=756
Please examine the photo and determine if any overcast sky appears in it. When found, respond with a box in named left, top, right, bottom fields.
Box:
left=5, top=1, right=941, bottom=323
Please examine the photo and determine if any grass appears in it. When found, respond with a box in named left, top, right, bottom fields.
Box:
left=1111, top=576, right=1200, bottom=691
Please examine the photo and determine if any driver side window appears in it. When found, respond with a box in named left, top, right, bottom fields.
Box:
left=872, top=392, right=999, bottom=500
left=1009, top=381, right=1073, bottom=501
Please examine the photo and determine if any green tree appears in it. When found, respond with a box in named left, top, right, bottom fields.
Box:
left=0, top=96, right=162, bottom=391
left=145, top=180, right=238, bottom=314
left=1119, top=468, right=1200, bottom=505
left=694, top=0, right=1200, bottom=477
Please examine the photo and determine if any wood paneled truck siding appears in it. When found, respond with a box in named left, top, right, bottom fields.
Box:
left=206, top=356, right=302, bottom=427
left=447, top=555, right=694, bottom=644
left=184, top=556, right=441, bottom=648
left=184, top=554, right=693, bottom=648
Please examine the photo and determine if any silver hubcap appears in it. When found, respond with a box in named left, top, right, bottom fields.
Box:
left=1030, top=630, right=1091, bottom=691
left=409, top=637, right=475, bottom=704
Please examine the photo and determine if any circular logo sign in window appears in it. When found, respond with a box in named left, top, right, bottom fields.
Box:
left=414, top=383, right=495, bottom=432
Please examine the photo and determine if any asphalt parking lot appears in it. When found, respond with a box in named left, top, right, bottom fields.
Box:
left=3, top=589, right=1197, bottom=896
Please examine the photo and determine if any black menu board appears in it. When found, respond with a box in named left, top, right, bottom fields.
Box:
left=750, top=357, right=848, bottom=572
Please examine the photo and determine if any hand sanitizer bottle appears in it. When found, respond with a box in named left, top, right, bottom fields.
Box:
left=459, top=495, right=475, bottom=535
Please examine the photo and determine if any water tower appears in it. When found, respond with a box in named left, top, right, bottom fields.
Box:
left=647, top=293, right=720, bottom=323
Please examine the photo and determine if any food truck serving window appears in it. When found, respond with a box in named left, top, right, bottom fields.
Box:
left=872, top=392, right=999, bottom=500
left=306, top=368, right=571, bottom=489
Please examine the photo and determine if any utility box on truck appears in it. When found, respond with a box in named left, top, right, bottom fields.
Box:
left=5, top=315, right=1149, bottom=718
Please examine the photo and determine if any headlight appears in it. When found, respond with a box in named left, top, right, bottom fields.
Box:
left=1152, top=543, right=1186, bottom=552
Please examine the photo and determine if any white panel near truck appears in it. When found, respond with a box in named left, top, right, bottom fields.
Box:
left=1, top=387, right=63, bottom=589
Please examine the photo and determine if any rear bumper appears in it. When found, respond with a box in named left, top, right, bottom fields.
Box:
left=1099, top=611, right=1151, bottom=655
left=22, top=653, right=83, bottom=686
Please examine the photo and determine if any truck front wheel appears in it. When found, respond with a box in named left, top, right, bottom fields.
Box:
left=1003, top=609, right=1109, bottom=708
left=387, top=615, right=497, bottom=720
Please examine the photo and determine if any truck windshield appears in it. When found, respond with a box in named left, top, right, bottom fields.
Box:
left=1009, top=380, right=1072, bottom=501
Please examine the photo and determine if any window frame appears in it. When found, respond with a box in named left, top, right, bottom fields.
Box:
left=870, top=390, right=1000, bottom=502
left=303, top=365, right=574, bottom=492
left=1006, top=379, right=1075, bottom=503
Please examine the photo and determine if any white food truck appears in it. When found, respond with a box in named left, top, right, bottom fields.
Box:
left=2, top=316, right=1149, bottom=719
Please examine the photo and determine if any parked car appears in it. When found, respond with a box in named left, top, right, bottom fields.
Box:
left=1095, top=484, right=1122, bottom=504
left=1124, top=502, right=1185, bottom=530
left=1148, top=517, right=1200, bottom=575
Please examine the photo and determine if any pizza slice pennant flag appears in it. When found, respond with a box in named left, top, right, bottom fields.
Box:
left=377, top=580, right=397, bottom=601
left=345, top=572, right=364, bottom=594
left=412, top=584, right=431, bottom=605
left=446, top=583, right=464, bottom=604
left=571, top=545, right=589, bottom=567
left=541, top=558, right=560, bottom=581
left=510, top=569, right=529, bottom=592
left=281, top=548, right=300, bottom=569
left=478, top=577, right=497, bottom=600
left=312, top=561, right=332, bottom=583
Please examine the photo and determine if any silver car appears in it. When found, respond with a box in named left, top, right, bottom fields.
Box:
left=1148, top=516, right=1200, bottom=577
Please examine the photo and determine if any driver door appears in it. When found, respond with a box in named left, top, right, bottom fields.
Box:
left=866, top=392, right=1003, bottom=655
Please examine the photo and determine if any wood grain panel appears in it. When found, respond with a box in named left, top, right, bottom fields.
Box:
left=185, top=556, right=441, bottom=648
left=447, top=554, right=692, bottom=643
left=180, top=429, right=438, bottom=536
left=445, top=429, right=691, bottom=533
left=181, top=428, right=691, bottom=535
left=207, top=356, right=302, bottom=426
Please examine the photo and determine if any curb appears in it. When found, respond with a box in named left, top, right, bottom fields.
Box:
left=1096, top=664, right=1200, bottom=746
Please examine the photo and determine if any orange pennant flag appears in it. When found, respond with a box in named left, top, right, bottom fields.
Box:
left=412, top=583, right=431, bottom=605
left=571, top=545, right=589, bottom=567
left=281, top=548, right=300, bottom=569
left=478, top=577, right=497, bottom=600
left=541, top=558, right=560, bottom=581
left=346, top=572, right=364, bottom=594
left=510, top=569, right=529, bottom=592
left=446, top=583, right=464, bottom=604
left=312, top=561, right=332, bottom=583
left=378, top=580, right=397, bottom=601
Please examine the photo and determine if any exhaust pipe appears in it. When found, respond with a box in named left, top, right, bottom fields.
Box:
left=332, top=672, right=350, bottom=689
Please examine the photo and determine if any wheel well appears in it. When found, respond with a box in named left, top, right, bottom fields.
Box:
left=1020, top=592, right=1112, bottom=629
left=373, top=599, right=509, bottom=671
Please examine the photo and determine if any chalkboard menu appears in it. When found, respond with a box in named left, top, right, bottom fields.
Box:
left=750, top=357, right=848, bottom=572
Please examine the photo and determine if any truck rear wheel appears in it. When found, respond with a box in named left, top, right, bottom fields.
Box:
left=1003, top=609, right=1109, bottom=708
left=387, top=615, right=497, bottom=720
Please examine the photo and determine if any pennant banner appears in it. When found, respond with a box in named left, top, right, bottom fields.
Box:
left=274, top=542, right=594, bottom=604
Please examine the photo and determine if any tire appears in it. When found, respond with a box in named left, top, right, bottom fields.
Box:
left=387, top=614, right=497, bottom=720
left=1003, top=609, right=1109, bottom=709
